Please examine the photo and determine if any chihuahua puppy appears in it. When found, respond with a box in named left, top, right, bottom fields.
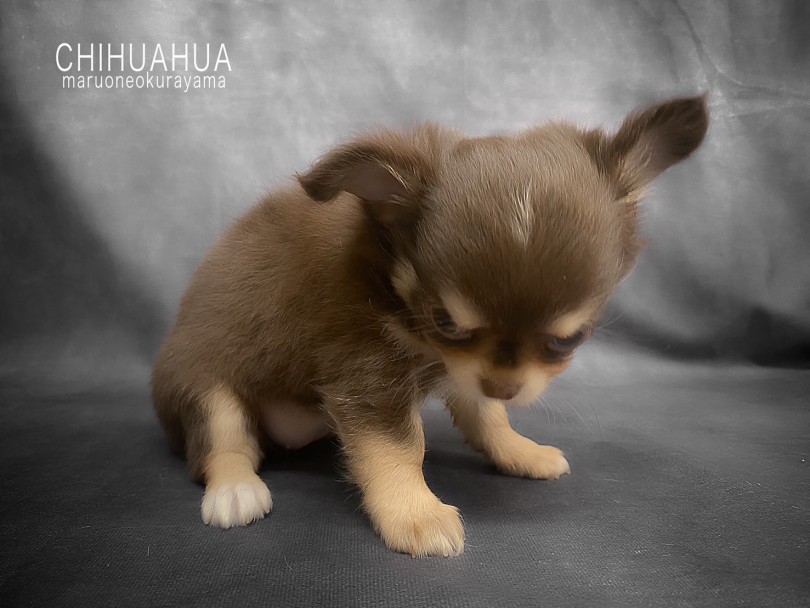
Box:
left=152, top=96, right=708, bottom=557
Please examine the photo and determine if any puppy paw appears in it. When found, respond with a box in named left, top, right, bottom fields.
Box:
left=374, top=500, right=465, bottom=558
left=201, top=476, right=273, bottom=528
left=491, top=437, right=571, bottom=480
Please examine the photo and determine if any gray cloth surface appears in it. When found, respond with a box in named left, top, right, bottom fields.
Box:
left=2, top=364, right=809, bottom=607
left=1, top=1, right=808, bottom=606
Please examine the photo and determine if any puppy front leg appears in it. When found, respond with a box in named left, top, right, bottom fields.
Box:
left=337, top=407, right=464, bottom=557
left=448, top=398, right=570, bottom=480
left=199, top=386, right=272, bottom=528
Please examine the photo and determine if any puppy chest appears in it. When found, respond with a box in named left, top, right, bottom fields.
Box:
left=260, top=401, right=330, bottom=450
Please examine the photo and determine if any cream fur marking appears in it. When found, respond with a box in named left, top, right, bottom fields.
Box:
left=549, top=306, right=594, bottom=337
left=443, top=355, right=550, bottom=406
left=391, top=259, right=418, bottom=300
left=510, top=180, right=534, bottom=248
left=448, top=398, right=570, bottom=479
left=200, top=385, right=272, bottom=528
left=440, top=290, right=486, bottom=330
left=510, top=365, right=551, bottom=406
left=345, top=414, right=464, bottom=557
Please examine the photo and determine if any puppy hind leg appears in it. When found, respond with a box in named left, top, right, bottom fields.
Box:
left=199, top=385, right=272, bottom=528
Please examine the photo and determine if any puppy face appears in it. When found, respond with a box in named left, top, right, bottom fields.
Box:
left=300, top=96, right=708, bottom=405
left=392, top=261, right=599, bottom=405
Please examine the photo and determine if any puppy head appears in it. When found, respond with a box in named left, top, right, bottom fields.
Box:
left=299, top=96, right=708, bottom=405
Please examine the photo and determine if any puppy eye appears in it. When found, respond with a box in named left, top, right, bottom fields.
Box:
left=430, top=307, right=472, bottom=340
left=546, top=329, right=588, bottom=355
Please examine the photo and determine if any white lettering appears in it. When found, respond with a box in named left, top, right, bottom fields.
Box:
left=193, top=44, right=210, bottom=71
left=107, top=43, right=124, bottom=71
left=172, top=43, right=188, bottom=71
left=77, top=43, right=94, bottom=71
left=129, top=43, right=146, bottom=71
left=150, top=44, right=167, bottom=71
left=56, top=43, right=72, bottom=72
left=57, top=42, right=231, bottom=89
left=214, top=44, right=231, bottom=71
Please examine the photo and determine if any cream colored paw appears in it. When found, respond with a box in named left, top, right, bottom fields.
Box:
left=490, top=436, right=571, bottom=480
left=372, top=499, right=465, bottom=558
left=201, top=476, right=272, bottom=528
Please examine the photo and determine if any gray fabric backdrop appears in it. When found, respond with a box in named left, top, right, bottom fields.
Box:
left=2, top=0, right=808, bottom=387
left=1, top=1, right=808, bottom=606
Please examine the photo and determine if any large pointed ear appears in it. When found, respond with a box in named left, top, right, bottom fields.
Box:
left=297, top=127, right=440, bottom=228
left=583, top=96, right=708, bottom=279
left=608, top=95, right=709, bottom=184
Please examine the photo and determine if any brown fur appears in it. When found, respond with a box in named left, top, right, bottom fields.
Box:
left=152, top=96, right=708, bottom=556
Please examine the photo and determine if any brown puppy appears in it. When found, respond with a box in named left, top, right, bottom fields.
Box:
left=152, top=96, right=708, bottom=557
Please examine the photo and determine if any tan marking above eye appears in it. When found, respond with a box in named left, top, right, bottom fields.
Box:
left=548, top=306, right=595, bottom=338
left=440, top=289, right=487, bottom=330
left=391, top=259, right=418, bottom=300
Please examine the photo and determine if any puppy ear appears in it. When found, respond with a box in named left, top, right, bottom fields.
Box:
left=609, top=95, right=709, bottom=184
left=583, top=96, right=707, bottom=279
left=297, top=128, right=438, bottom=227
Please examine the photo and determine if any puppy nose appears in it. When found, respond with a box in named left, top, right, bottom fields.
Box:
left=480, top=378, right=521, bottom=401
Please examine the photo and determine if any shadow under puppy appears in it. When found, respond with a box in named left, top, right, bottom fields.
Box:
left=152, top=96, right=708, bottom=557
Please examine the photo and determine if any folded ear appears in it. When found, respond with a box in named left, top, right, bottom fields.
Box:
left=609, top=94, right=709, bottom=184
left=297, top=127, right=440, bottom=228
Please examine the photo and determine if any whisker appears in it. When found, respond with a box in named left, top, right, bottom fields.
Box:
left=597, top=308, right=628, bottom=331
left=589, top=401, right=604, bottom=440
left=392, top=359, right=445, bottom=402
left=535, top=396, right=553, bottom=427
left=556, top=395, right=587, bottom=427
